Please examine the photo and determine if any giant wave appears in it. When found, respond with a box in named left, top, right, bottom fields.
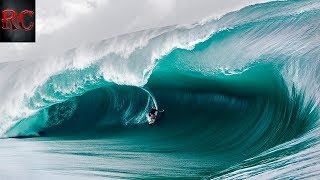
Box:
left=0, top=0, right=319, bottom=178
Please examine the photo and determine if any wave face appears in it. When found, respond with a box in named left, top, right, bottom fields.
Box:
left=1, top=0, right=320, bottom=178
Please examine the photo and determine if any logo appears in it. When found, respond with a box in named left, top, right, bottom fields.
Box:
left=0, top=0, right=35, bottom=42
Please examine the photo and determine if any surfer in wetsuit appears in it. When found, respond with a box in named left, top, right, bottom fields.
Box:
left=149, top=106, right=159, bottom=119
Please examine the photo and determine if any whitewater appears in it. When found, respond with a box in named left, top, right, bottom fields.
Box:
left=0, top=0, right=319, bottom=179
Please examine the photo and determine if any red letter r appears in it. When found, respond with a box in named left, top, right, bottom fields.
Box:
left=2, top=10, right=18, bottom=30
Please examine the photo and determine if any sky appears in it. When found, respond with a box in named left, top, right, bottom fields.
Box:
left=0, top=0, right=271, bottom=62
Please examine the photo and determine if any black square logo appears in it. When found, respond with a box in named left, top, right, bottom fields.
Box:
left=0, top=0, right=35, bottom=42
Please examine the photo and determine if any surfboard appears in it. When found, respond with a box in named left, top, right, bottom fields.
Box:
left=147, top=111, right=157, bottom=125
left=147, top=110, right=164, bottom=125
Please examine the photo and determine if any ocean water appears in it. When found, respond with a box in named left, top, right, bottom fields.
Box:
left=0, top=0, right=320, bottom=179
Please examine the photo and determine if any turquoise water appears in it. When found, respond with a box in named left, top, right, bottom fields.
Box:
left=1, top=0, right=320, bottom=179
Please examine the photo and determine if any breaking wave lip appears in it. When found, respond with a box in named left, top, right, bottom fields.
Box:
left=0, top=0, right=320, bottom=178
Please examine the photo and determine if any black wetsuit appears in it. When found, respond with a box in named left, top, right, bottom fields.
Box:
left=149, top=109, right=157, bottom=116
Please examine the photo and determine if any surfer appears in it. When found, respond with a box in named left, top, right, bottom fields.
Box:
left=148, top=106, right=164, bottom=124
left=148, top=106, right=159, bottom=119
